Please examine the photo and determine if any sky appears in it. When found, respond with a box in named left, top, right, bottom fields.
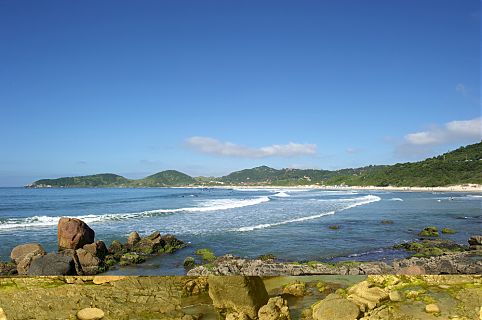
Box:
left=0, top=0, right=481, bottom=186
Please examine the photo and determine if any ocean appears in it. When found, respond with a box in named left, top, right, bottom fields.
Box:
left=0, top=187, right=480, bottom=275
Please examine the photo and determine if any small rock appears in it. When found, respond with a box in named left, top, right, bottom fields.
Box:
left=425, top=304, right=440, bottom=314
left=258, top=296, right=291, bottom=320
left=92, top=276, right=127, bottom=285
left=389, top=290, right=403, bottom=302
left=77, top=307, right=105, bottom=320
left=127, top=231, right=141, bottom=246
left=183, top=257, right=196, bottom=268
left=282, top=281, right=306, bottom=297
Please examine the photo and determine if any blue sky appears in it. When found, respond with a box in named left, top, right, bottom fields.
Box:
left=0, top=0, right=480, bottom=186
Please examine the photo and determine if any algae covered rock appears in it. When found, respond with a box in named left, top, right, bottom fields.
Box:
left=312, top=294, right=360, bottom=320
left=282, top=281, right=306, bottom=297
left=258, top=296, right=291, bottom=320
left=208, top=276, right=269, bottom=319
left=418, top=226, right=439, bottom=237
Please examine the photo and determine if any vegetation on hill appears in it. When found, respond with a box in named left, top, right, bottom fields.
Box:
left=29, top=141, right=482, bottom=188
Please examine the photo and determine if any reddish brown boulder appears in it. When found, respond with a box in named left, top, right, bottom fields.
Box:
left=58, top=217, right=95, bottom=250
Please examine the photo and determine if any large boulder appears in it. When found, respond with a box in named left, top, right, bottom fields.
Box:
left=27, top=252, right=76, bottom=275
left=10, top=243, right=46, bottom=275
left=258, top=296, right=291, bottom=320
left=83, top=241, right=108, bottom=260
left=312, top=294, right=360, bottom=320
left=208, top=276, right=269, bottom=319
left=58, top=217, right=95, bottom=250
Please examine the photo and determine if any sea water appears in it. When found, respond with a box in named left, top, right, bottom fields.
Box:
left=0, top=187, right=480, bottom=274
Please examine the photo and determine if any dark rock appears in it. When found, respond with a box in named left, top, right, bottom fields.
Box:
left=108, top=240, right=126, bottom=259
left=76, top=248, right=102, bottom=275
left=468, top=235, right=482, bottom=246
left=0, top=261, right=17, bottom=275
left=120, top=253, right=145, bottom=266
left=183, top=257, right=196, bottom=268
left=57, top=217, right=95, bottom=250
left=132, top=231, right=162, bottom=254
left=160, top=234, right=186, bottom=253
left=27, top=252, right=76, bottom=275
left=83, top=241, right=107, bottom=260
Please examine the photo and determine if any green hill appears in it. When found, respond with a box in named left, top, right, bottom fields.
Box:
left=133, top=170, right=197, bottom=187
left=28, top=141, right=482, bottom=188
left=32, top=173, right=131, bottom=187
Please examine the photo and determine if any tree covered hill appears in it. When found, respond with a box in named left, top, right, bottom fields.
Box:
left=29, top=141, right=482, bottom=188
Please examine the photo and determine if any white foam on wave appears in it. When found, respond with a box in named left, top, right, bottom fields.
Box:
left=272, top=191, right=290, bottom=198
left=389, top=198, right=403, bottom=201
left=0, top=196, right=271, bottom=231
left=234, top=195, right=381, bottom=232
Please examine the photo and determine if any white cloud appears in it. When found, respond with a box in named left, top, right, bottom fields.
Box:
left=455, top=83, right=468, bottom=96
left=185, top=136, right=317, bottom=158
left=404, top=117, right=481, bottom=146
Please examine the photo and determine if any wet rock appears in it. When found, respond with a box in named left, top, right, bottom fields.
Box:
left=418, top=226, right=439, bottom=237
left=27, top=252, right=76, bottom=275
left=58, top=217, right=95, bottom=250
left=258, top=296, right=291, bottom=320
left=282, top=281, right=306, bottom=297
left=132, top=231, right=162, bottom=254
left=120, top=253, right=144, bottom=265
left=10, top=243, right=46, bottom=275
left=126, top=231, right=141, bottom=246
left=107, top=240, right=125, bottom=259
left=160, top=234, right=186, bottom=253
left=77, top=307, right=105, bottom=320
left=0, top=262, right=17, bottom=276
left=76, top=248, right=102, bottom=275
left=425, top=303, right=440, bottom=314
left=208, top=276, right=269, bottom=319
left=183, top=257, right=196, bottom=268
left=346, top=280, right=388, bottom=312
left=83, top=241, right=107, bottom=260
left=312, top=294, right=360, bottom=320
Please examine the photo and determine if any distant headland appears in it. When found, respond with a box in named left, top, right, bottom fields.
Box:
left=27, top=142, right=482, bottom=189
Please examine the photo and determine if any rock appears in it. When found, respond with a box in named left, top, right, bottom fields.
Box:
left=0, top=307, right=6, bottom=320
left=77, top=307, right=105, bottom=320
left=160, top=234, right=186, bottom=253
left=83, top=241, right=108, bottom=260
left=76, top=248, right=102, bottom=275
left=183, top=278, right=209, bottom=296
left=258, top=296, right=291, bottom=320
left=108, top=240, right=125, bottom=258
left=441, top=228, right=456, bottom=234
left=0, top=262, right=17, bottom=276
left=132, top=231, right=162, bottom=254
left=57, top=217, right=95, bottom=250
left=397, top=265, right=426, bottom=275
left=27, top=252, right=76, bottom=275
left=312, top=294, right=360, bottom=320
left=92, top=276, right=127, bottom=285
left=282, top=281, right=306, bottom=297
left=126, top=231, right=141, bottom=246
left=10, top=243, right=46, bottom=275
left=183, top=257, right=196, bottom=268
left=208, top=276, right=269, bottom=319
left=225, top=312, right=249, bottom=320
left=120, top=253, right=144, bottom=265
left=468, top=236, right=482, bottom=246
left=346, top=280, right=388, bottom=312
left=419, top=226, right=439, bottom=237
left=425, top=303, right=440, bottom=313
left=389, top=290, right=403, bottom=302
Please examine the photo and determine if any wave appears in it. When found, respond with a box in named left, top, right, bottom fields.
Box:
left=0, top=196, right=271, bottom=231
left=272, top=191, right=290, bottom=198
left=234, top=195, right=381, bottom=232
left=389, top=198, right=403, bottom=201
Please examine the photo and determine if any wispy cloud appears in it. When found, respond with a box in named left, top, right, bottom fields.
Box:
left=185, top=136, right=317, bottom=158
left=346, top=147, right=361, bottom=154
left=455, top=83, right=468, bottom=96
left=404, top=117, right=481, bottom=146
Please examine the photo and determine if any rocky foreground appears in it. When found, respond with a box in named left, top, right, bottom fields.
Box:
left=0, top=275, right=481, bottom=319
left=188, top=235, right=482, bottom=276
left=0, top=217, right=186, bottom=276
